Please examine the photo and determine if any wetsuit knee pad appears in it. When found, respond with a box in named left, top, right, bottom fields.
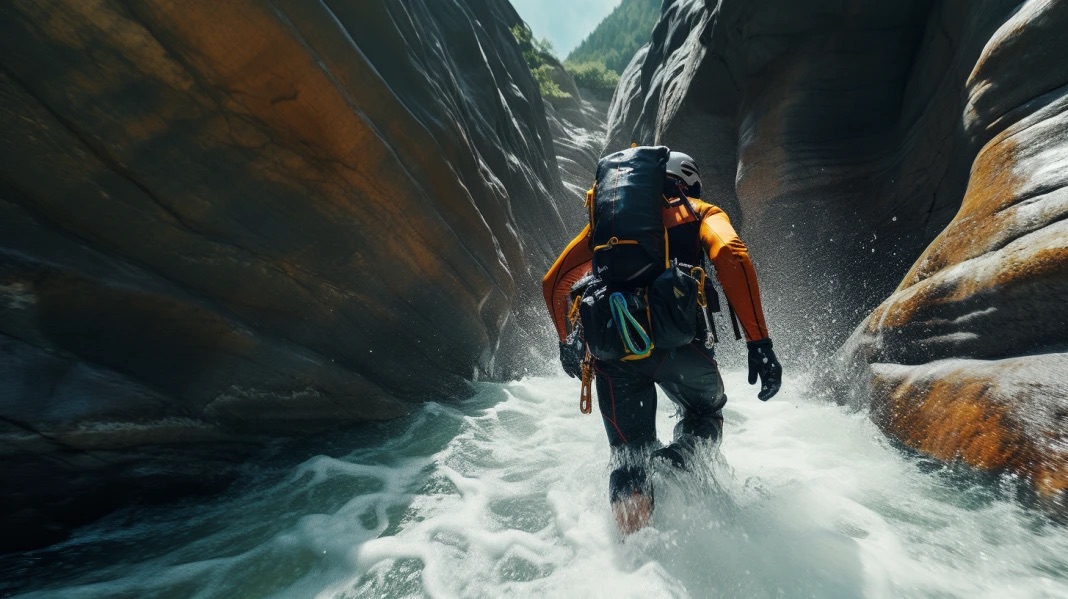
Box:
left=609, top=465, right=653, bottom=504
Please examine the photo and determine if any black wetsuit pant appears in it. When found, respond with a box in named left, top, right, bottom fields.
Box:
left=594, top=341, right=726, bottom=502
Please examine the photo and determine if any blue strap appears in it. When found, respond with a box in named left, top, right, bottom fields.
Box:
left=609, top=292, right=651, bottom=358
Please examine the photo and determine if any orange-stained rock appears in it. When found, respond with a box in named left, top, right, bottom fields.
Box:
left=831, top=0, right=1068, bottom=513
left=870, top=357, right=1067, bottom=510
left=0, top=0, right=574, bottom=549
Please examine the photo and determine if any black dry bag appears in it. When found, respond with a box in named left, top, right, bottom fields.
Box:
left=590, top=146, right=670, bottom=287
left=649, top=265, right=699, bottom=348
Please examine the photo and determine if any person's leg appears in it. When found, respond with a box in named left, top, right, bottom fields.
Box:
left=649, top=343, right=726, bottom=468
left=594, top=358, right=658, bottom=533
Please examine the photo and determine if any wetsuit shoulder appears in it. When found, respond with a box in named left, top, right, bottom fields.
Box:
left=543, top=224, right=593, bottom=341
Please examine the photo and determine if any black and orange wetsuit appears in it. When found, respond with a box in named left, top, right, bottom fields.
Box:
left=542, top=191, right=772, bottom=501
left=543, top=190, right=770, bottom=346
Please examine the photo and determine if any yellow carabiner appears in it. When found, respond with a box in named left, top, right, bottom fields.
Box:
left=690, top=266, right=707, bottom=308
left=567, top=295, right=582, bottom=327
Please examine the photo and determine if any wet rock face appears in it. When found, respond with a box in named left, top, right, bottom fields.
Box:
left=609, top=0, right=1067, bottom=507
left=545, top=95, right=609, bottom=212
left=0, top=0, right=569, bottom=549
left=607, top=0, right=1032, bottom=353
left=542, top=76, right=611, bottom=199
left=838, top=0, right=1068, bottom=512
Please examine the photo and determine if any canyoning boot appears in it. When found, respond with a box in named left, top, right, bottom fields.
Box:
left=650, top=443, right=688, bottom=470
left=652, top=415, right=723, bottom=471
left=675, top=413, right=723, bottom=448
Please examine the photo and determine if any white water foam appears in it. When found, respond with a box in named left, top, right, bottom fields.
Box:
left=13, top=371, right=1068, bottom=598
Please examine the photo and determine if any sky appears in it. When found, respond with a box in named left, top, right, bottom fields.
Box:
left=511, top=0, right=622, bottom=58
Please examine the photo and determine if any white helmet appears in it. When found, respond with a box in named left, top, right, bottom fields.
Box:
left=665, top=151, right=701, bottom=197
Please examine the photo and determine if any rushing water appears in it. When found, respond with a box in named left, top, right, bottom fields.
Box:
left=5, top=371, right=1068, bottom=598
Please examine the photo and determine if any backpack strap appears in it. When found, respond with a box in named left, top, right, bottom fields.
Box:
left=585, top=183, right=596, bottom=237
left=728, top=302, right=743, bottom=341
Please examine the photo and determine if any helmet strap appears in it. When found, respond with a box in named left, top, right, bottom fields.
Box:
left=676, top=181, right=701, bottom=222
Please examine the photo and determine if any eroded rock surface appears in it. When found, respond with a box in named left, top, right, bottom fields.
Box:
left=0, top=0, right=570, bottom=549
left=545, top=94, right=610, bottom=199
left=835, top=0, right=1068, bottom=511
left=607, top=0, right=1067, bottom=507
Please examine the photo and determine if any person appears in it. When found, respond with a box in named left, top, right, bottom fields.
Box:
left=542, top=151, right=782, bottom=534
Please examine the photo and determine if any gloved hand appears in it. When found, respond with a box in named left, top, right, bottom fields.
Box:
left=747, top=339, right=782, bottom=401
left=559, top=335, right=585, bottom=378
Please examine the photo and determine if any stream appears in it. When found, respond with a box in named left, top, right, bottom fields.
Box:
left=5, top=370, right=1068, bottom=598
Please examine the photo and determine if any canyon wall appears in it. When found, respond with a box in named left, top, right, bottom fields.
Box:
left=835, top=0, right=1067, bottom=513
left=0, top=0, right=574, bottom=549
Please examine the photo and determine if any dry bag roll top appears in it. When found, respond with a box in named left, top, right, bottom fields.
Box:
left=590, top=146, right=671, bottom=287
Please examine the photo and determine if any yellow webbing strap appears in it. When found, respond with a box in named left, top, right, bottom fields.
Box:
left=593, top=237, right=639, bottom=252
left=586, top=184, right=596, bottom=232
left=621, top=349, right=654, bottom=362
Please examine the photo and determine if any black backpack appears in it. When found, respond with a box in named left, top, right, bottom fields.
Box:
left=576, top=146, right=715, bottom=361
left=589, top=146, right=670, bottom=286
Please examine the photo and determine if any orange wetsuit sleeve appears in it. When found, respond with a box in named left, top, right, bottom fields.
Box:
left=542, top=224, right=593, bottom=342
left=697, top=203, right=770, bottom=342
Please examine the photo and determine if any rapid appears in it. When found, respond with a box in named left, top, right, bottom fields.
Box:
left=6, top=371, right=1068, bottom=598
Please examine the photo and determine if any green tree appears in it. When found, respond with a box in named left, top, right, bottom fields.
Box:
left=533, top=64, right=570, bottom=99
left=533, top=36, right=556, bottom=57
left=510, top=24, right=572, bottom=100
left=563, top=60, right=620, bottom=99
left=566, top=0, right=660, bottom=75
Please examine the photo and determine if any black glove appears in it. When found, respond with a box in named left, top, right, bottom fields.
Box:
left=747, top=339, right=782, bottom=401
left=559, top=335, right=584, bottom=378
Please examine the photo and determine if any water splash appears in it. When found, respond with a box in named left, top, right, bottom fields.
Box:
left=7, top=372, right=1068, bottom=598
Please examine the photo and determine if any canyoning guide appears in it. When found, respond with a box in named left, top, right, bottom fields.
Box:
left=542, top=147, right=783, bottom=534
